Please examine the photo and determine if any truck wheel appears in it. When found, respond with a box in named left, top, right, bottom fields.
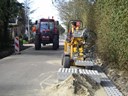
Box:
left=57, top=39, right=59, bottom=49
left=63, top=56, right=70, bottom=68
left=43, top=43, right=46, bottom=46
left=61, top=54, right=64, bottom=65
left=53, top=35, right=59, bottom=50
left=35, top=34, right=41, bottom=50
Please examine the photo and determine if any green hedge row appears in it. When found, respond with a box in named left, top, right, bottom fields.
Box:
left=89, top=0, right=128, bottom=71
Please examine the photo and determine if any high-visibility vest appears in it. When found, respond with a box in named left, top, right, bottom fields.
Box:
left=32, top=26, right=36, bottom=32
left=72, top=26, right=79, bottom=33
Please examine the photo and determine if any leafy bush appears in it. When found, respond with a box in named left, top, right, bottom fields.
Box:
left=92, top=0, right=128, bottom=71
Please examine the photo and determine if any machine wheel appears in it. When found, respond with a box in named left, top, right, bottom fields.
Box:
left=53, top=35, right=59, bottom=50
left=35, top=34, right=41, bottom=50
left=57, top=36, right=59, bottom=48
left=63, top=56, right=70, bottom=68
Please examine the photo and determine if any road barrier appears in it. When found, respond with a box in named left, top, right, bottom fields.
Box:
left=14, top=36, right=20, bottom=54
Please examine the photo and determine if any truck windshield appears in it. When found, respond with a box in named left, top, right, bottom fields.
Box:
left=40, top=22, right=54, bottom=32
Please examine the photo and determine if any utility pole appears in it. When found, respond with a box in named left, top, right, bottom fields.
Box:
left=24, top=0, right=30, bottom=41
left=27, top=8, right=30, bottom=41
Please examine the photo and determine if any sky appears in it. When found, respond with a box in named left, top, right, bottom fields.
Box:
left=17, top=0, right=60, bottom=22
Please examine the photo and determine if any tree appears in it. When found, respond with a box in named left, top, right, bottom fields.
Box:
left=0, top=0, right=23, bottom=50
left=53, top=0, right=88, bottom=28
left=58, top=24, right=65, bottom=34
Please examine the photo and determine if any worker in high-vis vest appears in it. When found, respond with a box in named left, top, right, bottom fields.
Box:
left=32, top=25, right=36, bottom=32
left=67, top=21, right=80, bottom=42
left=32, top=25, right=36, bottom=38
left=71, top=21, right=80, bottom=32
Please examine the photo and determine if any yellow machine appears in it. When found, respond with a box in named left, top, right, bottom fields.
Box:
left=62, top=20, right=96, bottom=68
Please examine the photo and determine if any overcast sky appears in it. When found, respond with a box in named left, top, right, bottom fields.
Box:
left=17, top=0, right=59, bottom=22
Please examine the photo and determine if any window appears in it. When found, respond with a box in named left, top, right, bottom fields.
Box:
left=40, top=22, right=54, bottom=32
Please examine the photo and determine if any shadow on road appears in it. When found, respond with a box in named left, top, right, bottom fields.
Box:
left=22, top=44, right=64, bottom=57
left=40, top=44, right=64, bottom=51
left=20, top=45, right=32, bottom=51
left=0, top=45, right=31, bottom=59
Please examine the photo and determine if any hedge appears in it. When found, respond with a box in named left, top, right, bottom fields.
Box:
left=89, top=0, right=128, bottom=71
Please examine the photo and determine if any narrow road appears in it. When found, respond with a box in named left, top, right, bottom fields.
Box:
left=0, top=42, right=64, bottom=96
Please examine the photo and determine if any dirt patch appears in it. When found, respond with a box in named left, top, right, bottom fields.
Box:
left=96, top=58, right=128, bottom=96
left=105, top=68, right=128, bottom=96
left=42, top=74, right=107, bottom=96
left=94, top=57, right=128, bottom=96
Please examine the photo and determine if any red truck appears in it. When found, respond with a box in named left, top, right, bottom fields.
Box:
left=34, top=18, right=59, bottom=50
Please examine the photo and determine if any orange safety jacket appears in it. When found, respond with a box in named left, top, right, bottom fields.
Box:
left=32, top=26, right=36, bottom=32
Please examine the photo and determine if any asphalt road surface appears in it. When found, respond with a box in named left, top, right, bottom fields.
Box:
left=0, top=41, right=64, bottom=96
